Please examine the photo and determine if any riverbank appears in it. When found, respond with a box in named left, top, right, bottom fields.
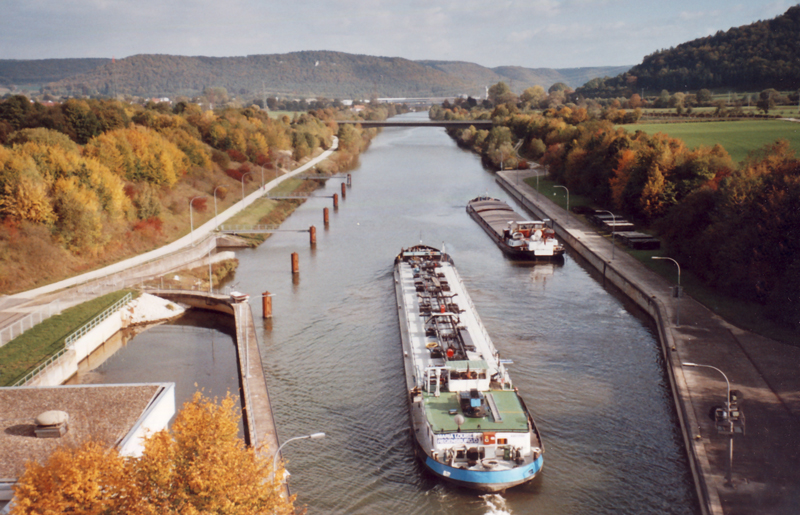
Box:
left=498, top=168, right=800, bottom=515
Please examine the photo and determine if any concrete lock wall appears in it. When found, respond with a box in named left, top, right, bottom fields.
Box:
left=27, top=311, right=125, bottom=387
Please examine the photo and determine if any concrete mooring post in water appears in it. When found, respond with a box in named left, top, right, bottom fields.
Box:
left=323, top=207, right=330, bottom=226
left=341, top=182, right=346, bottom=199
left=262, top=291, right=272, bottom=319
left=347, top=173, right=352, bottom=186
left=333, top=193, right=339, bottom=209
left=291, top=252, right=299, bottom=274
left=309, top=225, right=316, bottom=245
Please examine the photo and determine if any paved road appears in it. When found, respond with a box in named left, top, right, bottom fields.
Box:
left=499, top=168, right=800, bottom=515
left=0, top=138, right=338, bottom=321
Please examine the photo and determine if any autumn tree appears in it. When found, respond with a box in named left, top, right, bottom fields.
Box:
left=11, top=393, right=296, bottom=515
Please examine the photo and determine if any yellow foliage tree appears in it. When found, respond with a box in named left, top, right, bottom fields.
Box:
left=11, top=441, right=129, bottom=515
left=11, top=393, right=296, bottom=515
left=0, top=176, right=55, bottom=224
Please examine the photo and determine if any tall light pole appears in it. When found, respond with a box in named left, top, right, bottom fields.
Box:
left=241, top=171, right=255, bottom=201
left=682, top=362, right=735, bottom=486
left=273, top=432, right=326, bottom=481
left=554, top=185, right=569, bottom=213
left=259, top=165, right=265, bottom=190
left=189, top=195, right=204, bottom=247
left=652, top=256, right=681, bottom=325
left=597, top=210, right=616, bottom=260
left=213, top=185, right=224, bottom=227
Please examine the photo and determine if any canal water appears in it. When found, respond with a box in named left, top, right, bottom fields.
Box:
left=84, top=111, right=697, bottom=514
left=230, top=112, right=698, bottom=514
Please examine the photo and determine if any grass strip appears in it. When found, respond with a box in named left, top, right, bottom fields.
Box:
left=0, top=289, right=137, bottom=386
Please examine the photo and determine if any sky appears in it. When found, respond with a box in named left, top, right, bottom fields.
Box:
left=0, top=0, right=794, bottom=69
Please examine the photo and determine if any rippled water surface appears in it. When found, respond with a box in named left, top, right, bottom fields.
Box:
left=224, top=112, right=699, bottom=514
left=83, top=112, right=697, bottom=513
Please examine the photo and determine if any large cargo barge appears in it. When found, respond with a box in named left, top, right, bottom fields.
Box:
left=393, top=245, right=544, bottom=491
left=467, top=196, right=565, bottom=260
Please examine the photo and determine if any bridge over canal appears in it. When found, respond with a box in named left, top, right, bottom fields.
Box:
left=337, top=119, right=493, bottom=130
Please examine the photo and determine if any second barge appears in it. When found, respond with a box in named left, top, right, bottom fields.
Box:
left=467, top=196, right=565, bottom=260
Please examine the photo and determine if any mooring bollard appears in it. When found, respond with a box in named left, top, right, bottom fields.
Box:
left=333, top=193, right=339, bottom=209
left=341, top=182, right=346, bottom=199
left=309, top=225, right=316, bottom=245
left=262, top=291, right=272, bottom=319
left=291, top=252, right=299, bottom=274
left=323, top=207, right=330, bottom=226
left=347, top=173, right=352, bottom=186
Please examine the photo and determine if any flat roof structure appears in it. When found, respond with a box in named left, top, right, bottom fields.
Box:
left=0, top=384, right=173, bottom=482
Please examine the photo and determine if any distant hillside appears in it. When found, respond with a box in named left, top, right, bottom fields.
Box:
left=44, top=52, right=476, bottom=99
left=576, top=5, right=800, bottom=97
left=21, top=51, right=629, bottom=100
left=419, top=61, right=631, bottom=92
left=0, top=58, right=109, bottom=87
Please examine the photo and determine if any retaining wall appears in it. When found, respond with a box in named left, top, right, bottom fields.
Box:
left=497, top=173, right=718, bottom=515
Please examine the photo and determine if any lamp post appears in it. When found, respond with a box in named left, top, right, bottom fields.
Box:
left=651, top=256, right=681, bottom=325
left=241, top=171, right=255, bottom=201
left=597, top=210, right=616, bottom=260
left=213, top=185, right=224, bottom=227
left=189, top=195, right=204, bottom=247
left=259, top=165, right=265, bottom=190
left=682, top=362, right=735, bottom=486
left=273, top=432, right=326, bottom=480
left=553, top=185, right=569, bottom=213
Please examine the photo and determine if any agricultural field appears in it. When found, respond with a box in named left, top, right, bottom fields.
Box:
left=625, top=119, right=800, bottom=164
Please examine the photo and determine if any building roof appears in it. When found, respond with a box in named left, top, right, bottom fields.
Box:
left=0, top=384, right=164, bottom=479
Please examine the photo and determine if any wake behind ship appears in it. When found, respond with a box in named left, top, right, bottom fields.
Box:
left=393, top=245, right=544, bottom=491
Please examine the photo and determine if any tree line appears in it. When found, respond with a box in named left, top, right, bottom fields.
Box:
left=431, top=87, right=799, bottom=330
left=0, top=95, right=392, bottom=292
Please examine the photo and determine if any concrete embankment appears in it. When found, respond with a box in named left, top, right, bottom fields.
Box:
left=497, top=169, right=800, bottom=515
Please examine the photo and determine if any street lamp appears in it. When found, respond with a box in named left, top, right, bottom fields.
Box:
left=553, top=185, right=569, bottom=213
left=241, top=171, right=255, bottom=200
left=189, top=195, right=205, bottom=246
left=259, top=165, right=265, bottom=190
left=213, top=185, right=224, bottom=227
left=682, top=362, right=735, bottom=486
left=652, top=256, right=681, bottom=325
left=273, top=432, right=326, bottom=480
left=597, top=210, right=616, bottom=260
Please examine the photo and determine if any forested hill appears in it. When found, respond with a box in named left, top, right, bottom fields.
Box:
left=17, top=51, right=628, bottom=100
left=577, top=5, right=800, bottom=97
left=0, top=58, right=110, bottom=87
left=420, top=61, right=631, bottom=91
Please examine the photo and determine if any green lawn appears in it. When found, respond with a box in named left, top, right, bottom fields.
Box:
left=0, top=290, right=136, bottom=386
left=626, top=119, right=800, bottom=163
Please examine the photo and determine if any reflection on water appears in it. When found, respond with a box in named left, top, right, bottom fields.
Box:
left=226, top=113, right=698, bottom=514
left=72, top=309, right=243, bottom=432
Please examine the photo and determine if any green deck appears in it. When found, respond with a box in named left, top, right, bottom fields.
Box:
left=423, top=390, right=530, bottom=433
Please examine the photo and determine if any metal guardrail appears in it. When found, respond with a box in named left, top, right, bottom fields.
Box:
left=0, top=300, right=62, bottom=348
left=12, top=292, right=133, bottom=387
left=64, top=292, right=133, bottom=348
left=13, top=347, right=71, bottom=387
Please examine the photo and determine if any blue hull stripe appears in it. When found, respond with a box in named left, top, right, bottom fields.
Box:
left=424, top=455, right=543, bottom=486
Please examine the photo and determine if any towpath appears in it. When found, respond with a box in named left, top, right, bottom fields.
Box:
left=498, top=168, right=800, bottom=515
left=0, top=137, right=337, bottom=323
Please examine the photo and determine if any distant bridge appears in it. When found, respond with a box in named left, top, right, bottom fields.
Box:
left=337, top=119, right=493, bottom=130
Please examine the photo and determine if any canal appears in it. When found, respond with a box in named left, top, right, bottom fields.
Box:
left=79, top=111, right=697, bottom=514
left=231, top=111, right=698, bottom=514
